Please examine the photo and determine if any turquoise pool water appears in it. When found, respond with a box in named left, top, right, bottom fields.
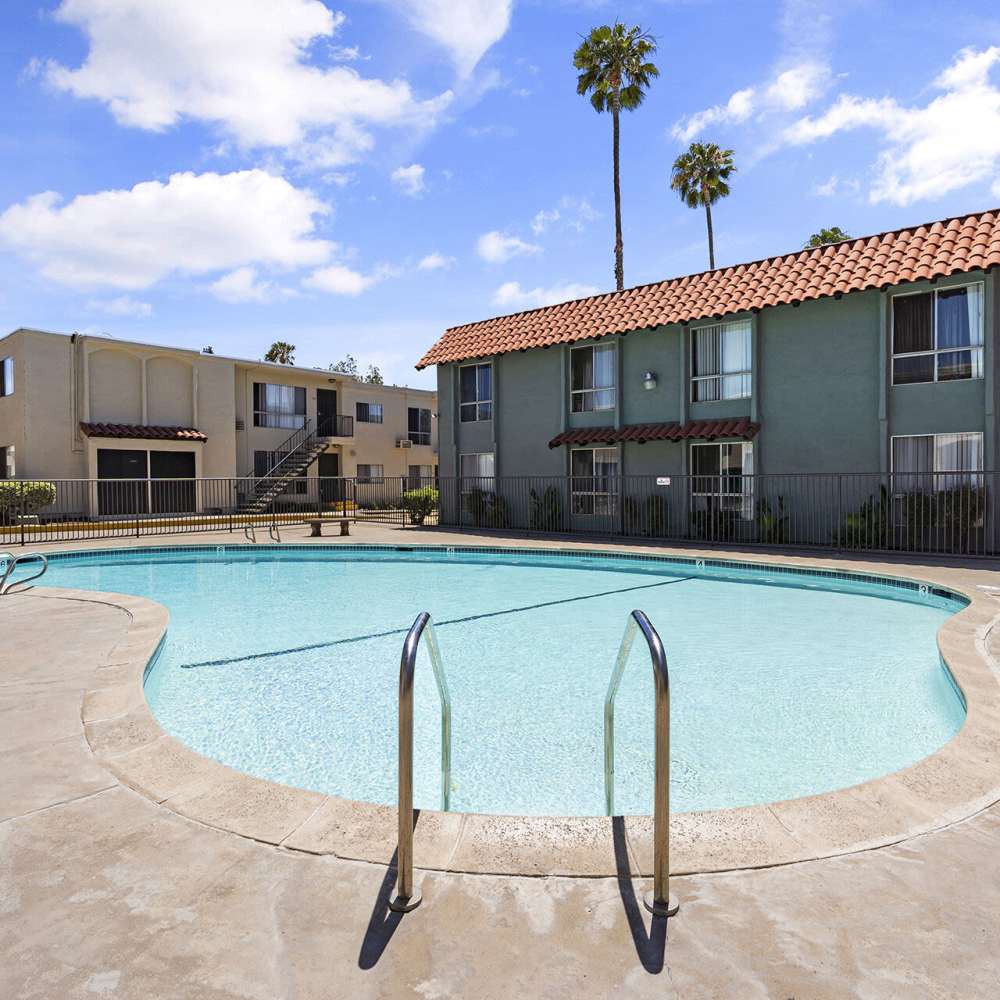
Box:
left=40, top=545, right=966, bottom=816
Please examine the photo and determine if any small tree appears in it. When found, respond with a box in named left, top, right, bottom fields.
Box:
left=264, top=341, right=295, bottom=365
left=805, top=227, right=852, bottom=248
left=363, top=365, right=384, bottom=385
left=329, top=355, right=358, bottom=377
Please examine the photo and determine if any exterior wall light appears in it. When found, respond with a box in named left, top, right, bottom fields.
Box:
left=642, top=370, right=658, bottom=390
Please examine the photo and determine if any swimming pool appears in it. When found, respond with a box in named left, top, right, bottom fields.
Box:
left=40, top=544, right=967, bottom=817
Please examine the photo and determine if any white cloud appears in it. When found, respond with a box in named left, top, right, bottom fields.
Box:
left=493, top=281, right=600, bottom=310
left=85, top=295, right=152, bottom=317
left=417, top=252, right=454, bottom=270
left=783, top=47, right=1000, bottom=205
left=531, top=208, right=560, bottom=235
left=671, top=62, right=830, bottom=143
left=672, top=88, right=755, bottom=144
left=303, top=264, right=380, bottom=296
left=386, top=0, right=513, bottom=77
left=45, top=0, right=452, bottom=165
left=0, top=169, right=331, bottom=290
left=814, top=175, right=839, bottom=197
left=209, top=266, right=294, bottom=304
left=391, top=163, right=426, bottom=196
left=813, top=174, right=860, bottom=198
left=476, top=230, right=541, bottom=263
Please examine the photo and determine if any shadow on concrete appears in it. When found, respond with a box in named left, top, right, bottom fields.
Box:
left=357, top=847, right=405, bottom=970
left=612, top=815, right=667, bottom=974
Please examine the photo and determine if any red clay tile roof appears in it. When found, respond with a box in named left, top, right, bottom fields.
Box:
left=80, top=423, right=207, bottom=442
left=549, top=418, right=760, bottom=448
left=417, top=208, right=1000, bottom=369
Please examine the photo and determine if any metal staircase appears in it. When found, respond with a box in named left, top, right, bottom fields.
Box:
left=237, top=419, right=329, bottom=514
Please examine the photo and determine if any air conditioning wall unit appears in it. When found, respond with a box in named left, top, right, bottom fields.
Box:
left=395, top=438, right=413, bottom=449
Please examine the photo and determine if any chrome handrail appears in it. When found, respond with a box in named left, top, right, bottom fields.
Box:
left=0, top=552, right=49, bottom=595
left=390, top=611, right=452, bottom=913
left=604, top=609, right=679, bottom=918
left=243, top=523, right=257, bottom=543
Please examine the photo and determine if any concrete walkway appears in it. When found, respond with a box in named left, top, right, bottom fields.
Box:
left=3, top=533, right=1000, bottom=998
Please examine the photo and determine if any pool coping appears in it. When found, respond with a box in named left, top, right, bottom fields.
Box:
left=32, top=541, right=1000, bottom=878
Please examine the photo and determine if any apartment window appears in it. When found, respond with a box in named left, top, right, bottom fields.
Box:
left=1, top=445, right=14, bottom=478
left=408, top=407, right=432, bottom=445
left=571, top=344, right=615, bottom=412
left=892, top=284, right=984, bottom=385
left=253, top=382, right=306, bottom=429
left=691, top=319, right=751, bottom=402
left=571, top=447, right=619, bottom=515
left=0, top=357, right=12, bottom=397
left=691, top=441, right=754, bottom=518
left=356, top=464, right=384, bottom=483
left=407, top=464, right=435, bottom=490
left=459, top=363, right=492, bottom=422
left=460, top=452, right=495, bottom=491
left=892, top=433, right=983, bottom=490
left=355, top=401, right=383, bottom=424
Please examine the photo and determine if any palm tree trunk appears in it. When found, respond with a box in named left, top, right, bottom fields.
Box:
left=705, top=200, right=715, bottom=270
left=612, top=106, right=623, bottom=291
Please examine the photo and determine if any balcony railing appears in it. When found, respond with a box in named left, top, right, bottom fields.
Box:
left=317, top=414, right=354, bottom=438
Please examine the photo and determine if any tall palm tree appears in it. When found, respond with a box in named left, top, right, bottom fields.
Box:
left=670, top=142, right=736, bottom=270
left=264, top=341, right=295, bottom=365
left=574, top=23, right=658, bottom=291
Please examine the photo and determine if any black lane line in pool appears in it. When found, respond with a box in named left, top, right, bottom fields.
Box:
left=179, top=575, right=696, bottom=669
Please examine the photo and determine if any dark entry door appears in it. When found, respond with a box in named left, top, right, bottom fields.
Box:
left=150, top=451, right=196, bottom=513
left=319, top=452, right=341, bottom=506
left=317, top=388, right=338, bottom=436
left=97, top=449, right=148, bottom=516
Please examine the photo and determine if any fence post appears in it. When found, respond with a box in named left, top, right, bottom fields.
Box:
left=19, top=480, right=25, bottom=547
left=836, top=474, right=843, bottom=554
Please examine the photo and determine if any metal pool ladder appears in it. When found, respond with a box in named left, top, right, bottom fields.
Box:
left=390, top=611, right=452, bottom=913
left=604, top=609, right=679, bottom=918
left=0, top=552, right=49, bottom=595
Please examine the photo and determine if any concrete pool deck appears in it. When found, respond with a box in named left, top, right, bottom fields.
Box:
left=4, top=523, right=1000, bottom=997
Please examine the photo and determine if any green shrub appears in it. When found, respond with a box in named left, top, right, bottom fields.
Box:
left=833, top=485, right=889, bottom=549
left=624, top=495, right=668, bottom=537
left=462, top=488, right=511, bottom=529
left=755, top=495, right=789, bottom=545
left=529, top=486, right=563, bottom=531
left=0, top=481, right=56, bottom=523
left=402, top=486, right=439, bottom=525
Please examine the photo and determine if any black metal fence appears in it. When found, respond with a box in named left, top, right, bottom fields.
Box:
left=1, top=473, right=997, bottom=557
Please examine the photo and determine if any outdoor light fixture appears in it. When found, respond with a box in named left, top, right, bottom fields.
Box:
left=642, top=370, right=658, bottom=390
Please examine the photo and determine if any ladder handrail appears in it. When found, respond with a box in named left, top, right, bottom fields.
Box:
left=0, top=552, right=49, bottom=595
left=391, top=611, right=452, bottom=912
left=604, top=609, right=679, bottom=918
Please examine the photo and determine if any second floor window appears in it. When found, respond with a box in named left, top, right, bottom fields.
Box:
left=356, top=401, right=383, bottom=423
left=692, top=320, right=751, bottom=401
left=571, top=343, right=615, bottom=412
left=253, top=382, right=305, bottom=429
left=892, top=283, right=984, bottom=385
left=0, top=357, right=13, bottom=397
left=460, top=363, right=492, bottom=422
left=408, top=407, right=431, bottom=445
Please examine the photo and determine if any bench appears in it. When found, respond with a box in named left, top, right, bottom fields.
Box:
left=309, top=519, right=350, bottom=537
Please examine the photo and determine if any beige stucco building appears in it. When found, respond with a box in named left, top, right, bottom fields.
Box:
left=0, top=328, right=437, bottom=500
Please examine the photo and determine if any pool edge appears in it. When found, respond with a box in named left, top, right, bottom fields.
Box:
left=31, top=543, right=1000, bottom=878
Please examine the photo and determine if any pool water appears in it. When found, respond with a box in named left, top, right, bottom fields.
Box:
left=41, top=546, right=966, bottom=816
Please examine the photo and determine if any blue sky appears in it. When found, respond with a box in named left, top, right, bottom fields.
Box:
left=1, top=1, right=999, bottom=388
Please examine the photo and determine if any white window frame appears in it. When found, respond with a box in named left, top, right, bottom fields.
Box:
left=356, top=464, right=385, bottom=484
left=355, top=401, right=383, bottom=424
left=570, top=446, right=620, bottom=516
left=459, top=452, right=495, bottom=492
left=407, top=464, right=435, bottom=490
left=690, top=319, right=752, bottom=402
left=0, top=357, right=13, bottom=397
left=459, top=363, right=493, bottom=422
left=253, top=382, right=306, bottom=429
left=891, top=282, right=984, bottom=386
left=570, top=343, right=616, bottom=413
left=1, top=445, right=14, bottom=478
left=690, top=441, right=755, bottom=519
left=890, top=432, right=984, bottom=487
left=408, top=406, right=432, bottom=445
